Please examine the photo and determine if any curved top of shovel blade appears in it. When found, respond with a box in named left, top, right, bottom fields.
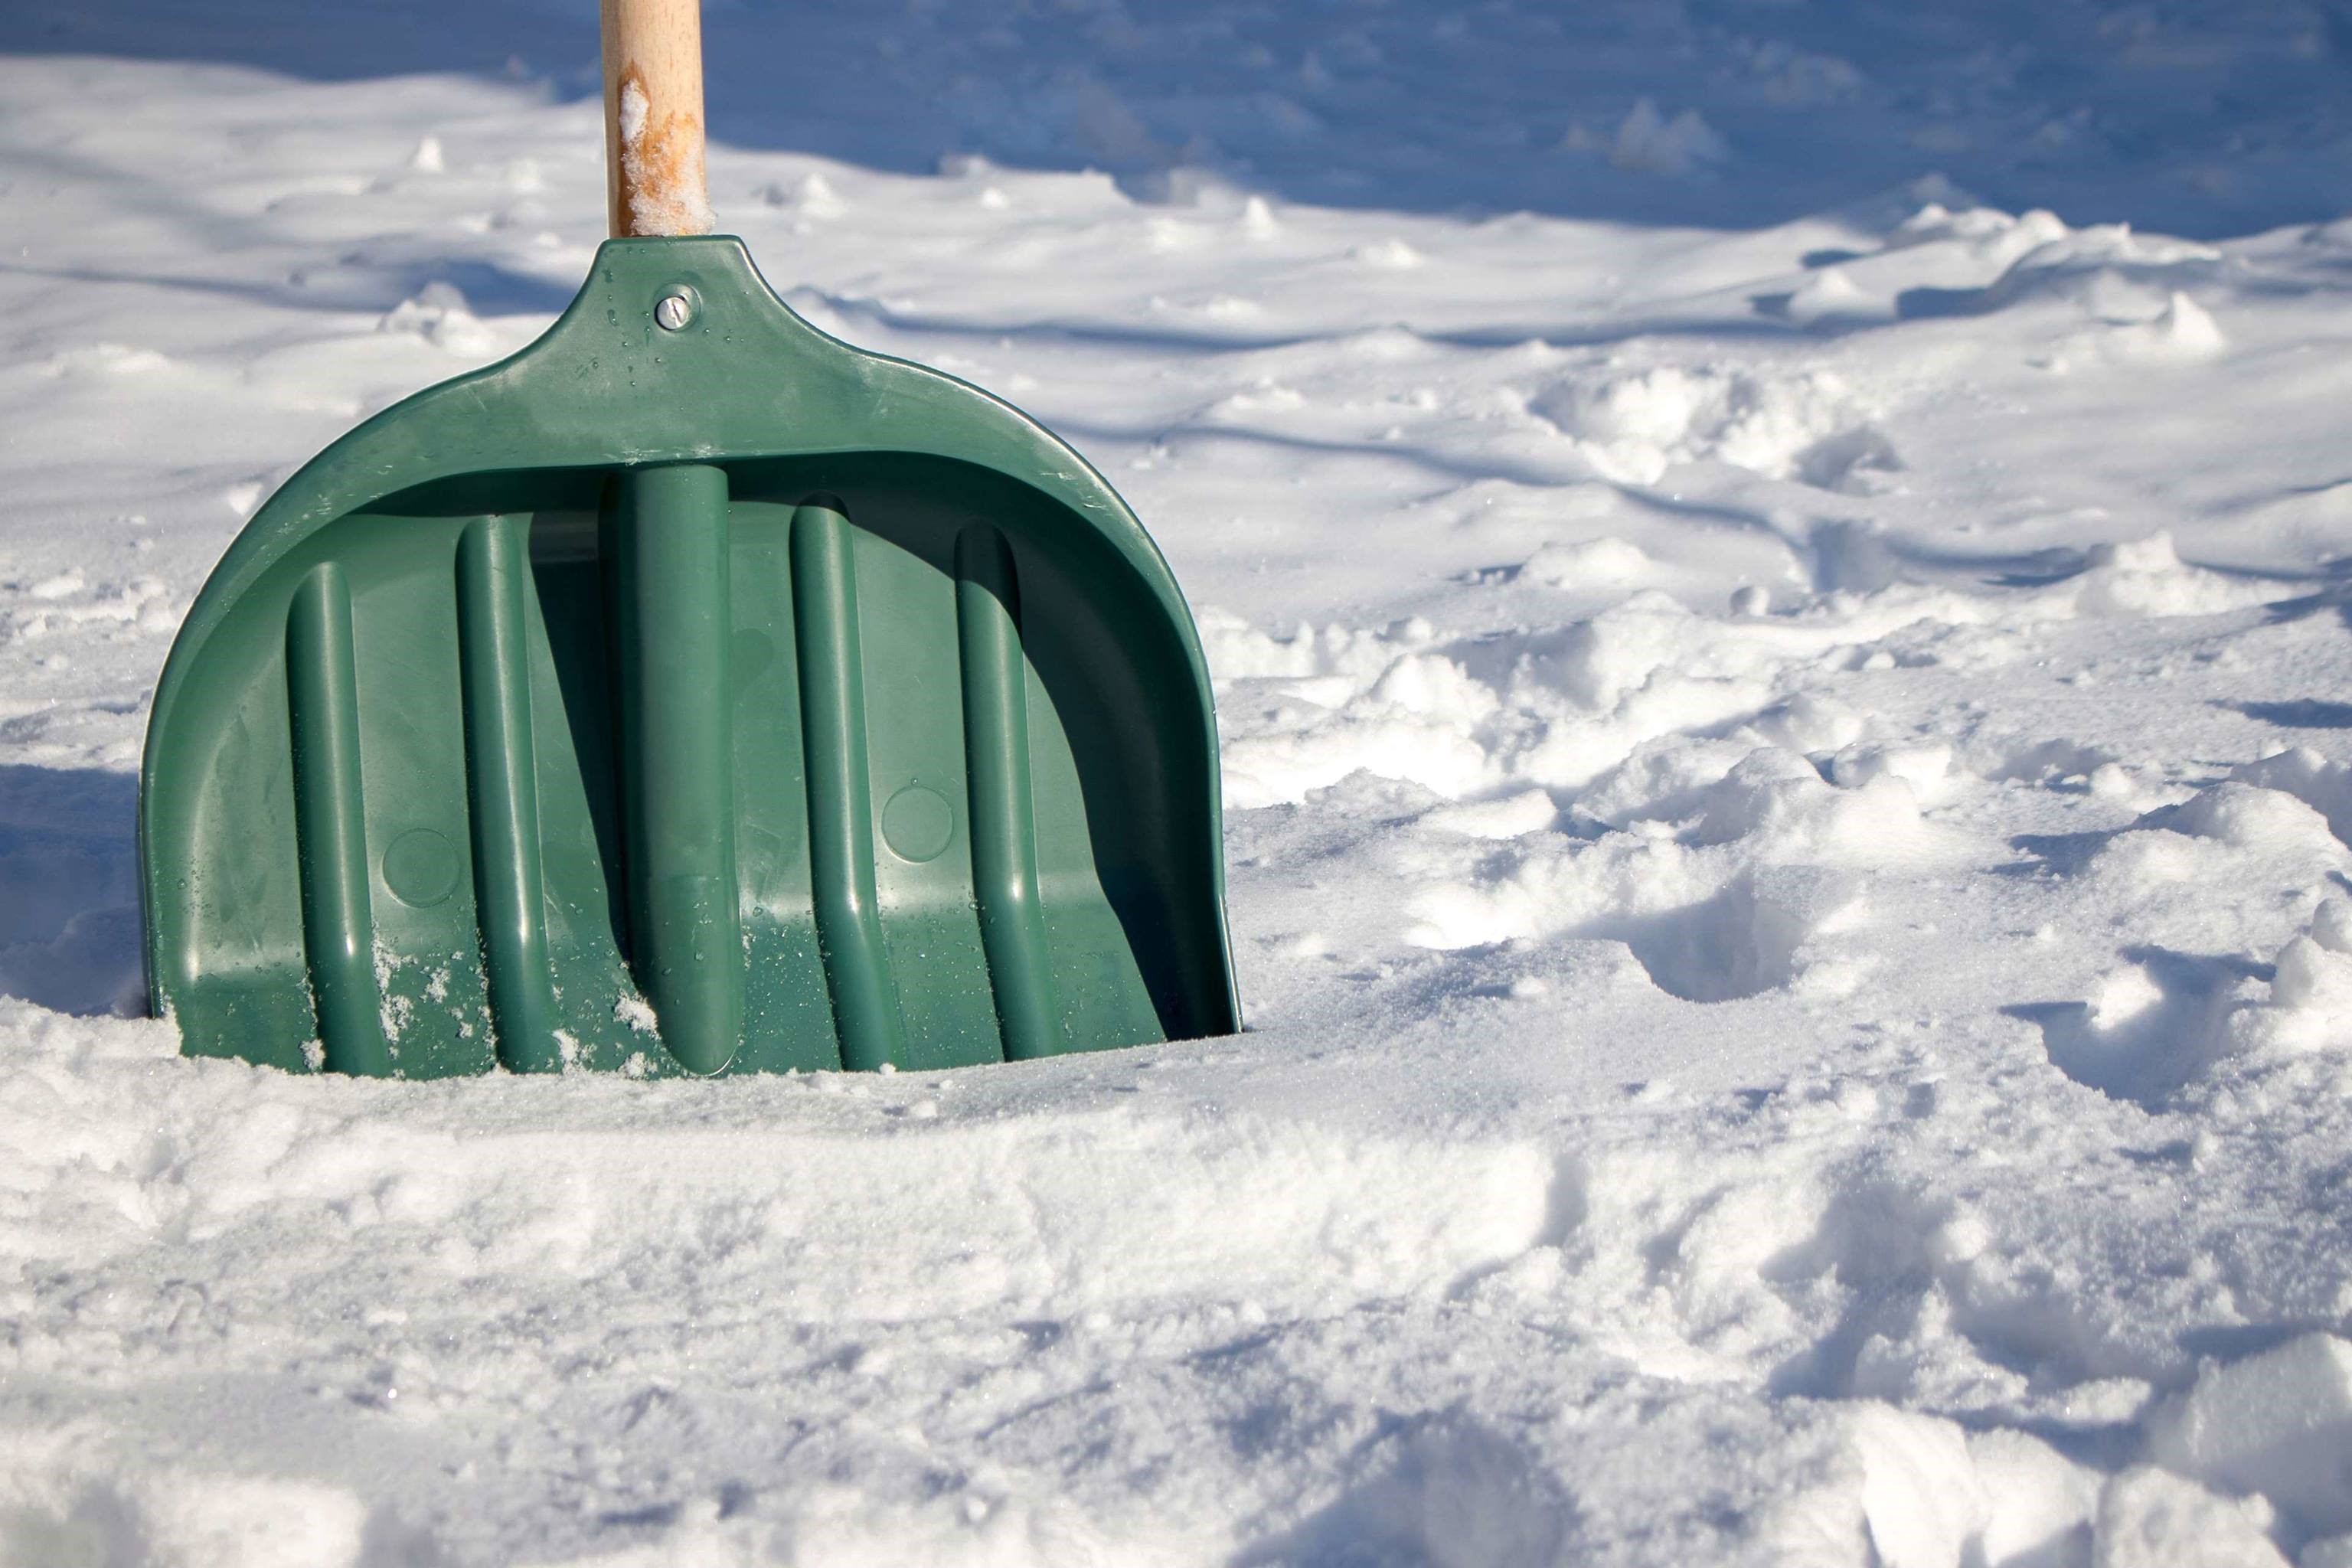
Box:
left=171, top=237, right=1205, bottom=651
left=142, top=237, right=1240, bottom=1077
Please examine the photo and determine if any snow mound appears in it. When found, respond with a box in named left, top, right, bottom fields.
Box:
left=1528, top=364, right=1896, bottom=492
left=1609, top=99, right=1730, bottom=176
left=2146, top=1335, right=2352, bottom=1539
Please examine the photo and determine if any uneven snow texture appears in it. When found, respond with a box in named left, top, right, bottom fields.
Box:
left=8, top=0, right=2352, bottom=1563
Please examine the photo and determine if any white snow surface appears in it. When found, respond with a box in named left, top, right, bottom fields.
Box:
left=7, top=2, right=2352, bottom=1563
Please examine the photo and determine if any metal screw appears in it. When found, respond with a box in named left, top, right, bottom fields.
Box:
left=655, top=293, right=694, bottom=331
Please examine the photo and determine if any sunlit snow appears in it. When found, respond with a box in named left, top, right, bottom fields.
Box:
left=5, top=2, right=2352, bottom=1564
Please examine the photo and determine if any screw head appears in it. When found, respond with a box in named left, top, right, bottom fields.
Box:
left=654, top=293, right=694, bottom=331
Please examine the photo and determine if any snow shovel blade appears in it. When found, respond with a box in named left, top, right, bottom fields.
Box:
left=139, top=237, right=1241, bottom=1076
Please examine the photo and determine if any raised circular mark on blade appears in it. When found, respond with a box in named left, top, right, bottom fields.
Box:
left=383, top=828, right=461, bottom=908
left=883, top=785, right=956, bottom=864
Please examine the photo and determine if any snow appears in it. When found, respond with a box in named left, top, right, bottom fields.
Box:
left=6, top=0, right=2352, bottom=1563
left=615, top=78, right=714, bottom=237
left=2146, top=1334, right=2352, bottom=1540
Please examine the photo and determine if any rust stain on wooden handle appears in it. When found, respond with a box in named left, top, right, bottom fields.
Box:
left=603, top=0, right=713, bottom=237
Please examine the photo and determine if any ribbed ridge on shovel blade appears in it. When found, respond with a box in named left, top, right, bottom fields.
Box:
left=956, top=523, right=1060, bottom=1060
left=609, top=465, right=744, bottom=1076
left=790, top=497, right=909, bottom=1072
left=286, top=562, right=389, bottom=1074
left=456, top=514, right=562, bottom=1072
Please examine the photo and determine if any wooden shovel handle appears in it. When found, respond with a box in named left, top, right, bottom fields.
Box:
left=601, top=0, right=712, bottom=237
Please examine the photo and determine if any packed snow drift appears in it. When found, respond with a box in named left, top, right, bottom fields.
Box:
left=5, top=2, right=2352, bottom=1564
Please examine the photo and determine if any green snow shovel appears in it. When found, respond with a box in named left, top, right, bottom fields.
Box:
left=136, top=0, right=1240, bottom=1076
